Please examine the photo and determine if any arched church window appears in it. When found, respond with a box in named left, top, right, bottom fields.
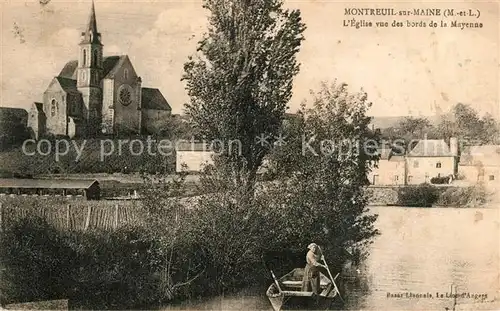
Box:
left=83, top=49, right=87, bottom=66
left=51, top=99, right=58, bottom=117
left=124, top=69, right=129, bottom=80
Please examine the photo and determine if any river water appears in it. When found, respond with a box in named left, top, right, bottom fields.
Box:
left=163, top=206, right=500, bottom=310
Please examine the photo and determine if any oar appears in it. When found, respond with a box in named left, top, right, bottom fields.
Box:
left=318, top=246, right=344, bottom=302
left=270, top=269, right=283, bottom=294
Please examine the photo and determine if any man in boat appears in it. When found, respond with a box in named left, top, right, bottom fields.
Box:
left=301, top=242, right=328, bottom=295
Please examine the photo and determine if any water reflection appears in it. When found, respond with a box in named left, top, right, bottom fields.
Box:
left=346, top=206, right=499, bottom=310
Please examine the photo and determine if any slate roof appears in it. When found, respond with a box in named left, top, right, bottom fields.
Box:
left=459, top=145, right=500, bottom=167
left=34, top=102, right=44, bottom=112
left=0, top=178, right=98, bottom=189
left=58, top=55, right=127, bottom=80
left=55, top=77, right=79, bottom=94
left=0, top=107, right=28, bottom=120
left=407, top=139, right=453, bottom=157
left=175, top=141, right=212, bottom=152
left=141, top=87, right=171, bottom=111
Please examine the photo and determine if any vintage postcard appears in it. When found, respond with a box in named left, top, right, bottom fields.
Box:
left=0, top=0, right=499, bottom=310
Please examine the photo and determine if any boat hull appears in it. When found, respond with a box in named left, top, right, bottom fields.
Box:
left=266, top=268, right=340, bottom=311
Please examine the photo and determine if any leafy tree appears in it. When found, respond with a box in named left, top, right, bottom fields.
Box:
left=265, top=81, right=381, bottom=265
left=436, top=103, right=499, bottom=145
left=479, top=113, right=499, bottom=144
left=398, top=116, right=432, bottom=138
left=157, top=115, right=202, bottom=140
left=183, top=0, right=306, bottom=193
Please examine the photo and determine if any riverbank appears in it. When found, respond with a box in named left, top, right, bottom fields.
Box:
left=366, top=184, right=496, bottom=207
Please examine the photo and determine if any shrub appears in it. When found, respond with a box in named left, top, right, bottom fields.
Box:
left=396, top=184, right=440, bottom=207
left=430, top=176, right=451, bottom=184
left=0, top=217, right=167, bottom=309
left=436, top=185, right=489, bottom=207
left=0, top=216, right=76, bottom=305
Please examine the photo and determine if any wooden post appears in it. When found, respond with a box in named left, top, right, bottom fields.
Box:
left=114, top=204, right=119, bottom=229
left=84, top=205, right=92, bottom=231
left=66, top=205, right=71, bottom=230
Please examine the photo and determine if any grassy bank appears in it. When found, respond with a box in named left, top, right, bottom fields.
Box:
left=0, top=138, right=175, bottom=176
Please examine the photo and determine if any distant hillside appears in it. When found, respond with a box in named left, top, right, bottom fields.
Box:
left=369, top=115, right=442, bottom=129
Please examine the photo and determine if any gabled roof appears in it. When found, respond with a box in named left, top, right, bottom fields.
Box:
left=408, top=139, right=453, bottom=157
left=58, top=55, right=127, bottom=80
left=33, top=102, right=44, bottom=112
left=459, top=145, right=500, bottom=167
left=58, top=60, right=78, bottom=79
left=0, top=178, right=98, bottom=189
left=55, top=77, right=79, bottom=94
left=175, top=141, right=212, bottom=152
left=103, top=55, right=131, bottom=79
left=0, top=107, right=28, bottom=119
left=141, top=87, right=171, bottom=111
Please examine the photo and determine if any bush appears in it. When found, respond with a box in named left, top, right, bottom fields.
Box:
left=436, top=185, right=489, bottom=207
left=430, top=176, right=451, bottom=184
left=0, top=217, right=167, bottom=309
left=397, top=184, right=441, bottom=207
left=0, top=217, right=76, bottom=305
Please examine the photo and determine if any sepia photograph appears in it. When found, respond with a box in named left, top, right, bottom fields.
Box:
left=0, top=0, right=498, bottom=310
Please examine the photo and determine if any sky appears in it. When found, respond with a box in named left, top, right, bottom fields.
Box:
left=0, top=0, right=498, bottom=117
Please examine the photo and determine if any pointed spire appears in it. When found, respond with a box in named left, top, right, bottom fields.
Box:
left=81, top=0, right=102, bottom=45
left=88, top=0, right=98, bottom=34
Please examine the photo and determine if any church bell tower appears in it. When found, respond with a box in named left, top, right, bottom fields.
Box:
left=77, top=0, right=103, bottom=135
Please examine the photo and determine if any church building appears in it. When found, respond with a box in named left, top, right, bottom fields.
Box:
left=29, top=1, right=171, bottom=139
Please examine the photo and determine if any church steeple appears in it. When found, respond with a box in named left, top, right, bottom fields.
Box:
left=77, top=0, right=104, bottom=136
left=78, top=0, right=103, bottom=86
left=80, top=0, right=102, bottom=45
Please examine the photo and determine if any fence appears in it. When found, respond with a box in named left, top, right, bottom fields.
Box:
left=0, top=200, right=145, bottom=232
left=0, top=193, right=201, bottom=232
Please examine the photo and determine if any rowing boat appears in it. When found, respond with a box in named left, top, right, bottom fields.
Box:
left=265, top=268, right=340, bottom=311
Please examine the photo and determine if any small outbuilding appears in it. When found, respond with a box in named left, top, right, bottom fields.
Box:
left=0, top=178, right=100, bottom=200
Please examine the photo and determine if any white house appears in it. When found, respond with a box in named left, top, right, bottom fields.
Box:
left=175, top=142, right=214, bottom=173
left=368, top=148, right=405, bottom=186
left=459, top=145, right=500, bottom=190
left=405, top=138, right=458, bottom=185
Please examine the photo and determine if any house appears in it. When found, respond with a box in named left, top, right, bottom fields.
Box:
left=405, top=138, right=458, bottom=184
left=175, top=140, right=270, bottom=174
left=368, top=148, right=405, bottom=185
left=458, top=145, right=500, bottom=189
left=175, top=142, right=214, bottom=173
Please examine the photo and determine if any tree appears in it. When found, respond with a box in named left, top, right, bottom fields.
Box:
left=183, top=0, right=306, bottom=193
left=265, top=81, right=381, bottom=265
left=398, top=116, right=432, bottom=138
left=480, top=113, right=499, bottom=144
left=435, top=103, right=499, bottom=145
